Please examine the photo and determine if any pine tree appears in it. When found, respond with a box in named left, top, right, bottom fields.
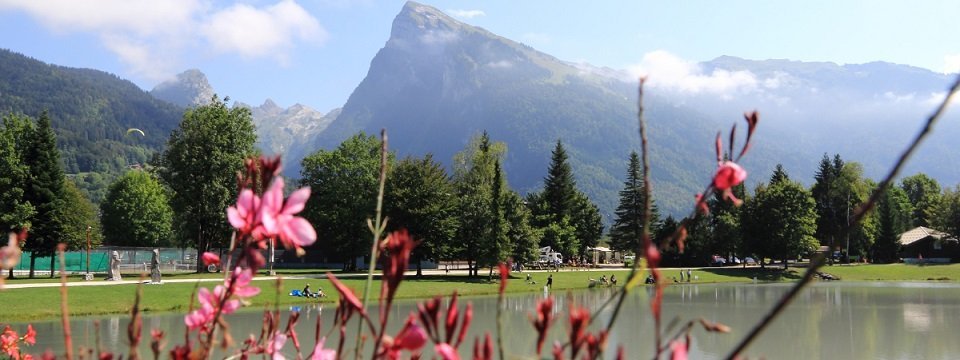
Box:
left=874, top=187, right=913, bottom=263
left=452, top=131, right=508, bottom=277
left=23, top=112, right=66, bottom=278
left=610, top=151, right=659, bottom=252
left=542, top=140, right=577, bottom=222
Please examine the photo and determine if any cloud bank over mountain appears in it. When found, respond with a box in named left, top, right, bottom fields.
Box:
left=0, top=0, right=326, bottom=80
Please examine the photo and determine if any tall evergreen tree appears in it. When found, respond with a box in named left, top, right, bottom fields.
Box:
left=811, top=154, right=846, bottom=263
left=385, top=154, right=458, bottom=277
left=874, top=187, right=913, bottom=263
left=22, top=112, right=66, bottom=278
left=159, top=95, right=256, bottom=260
left=610, top=151, right=659, bottom=252
left=542, top=140, right=577, bottom=222
left=452, top=132, right=507, bottom=277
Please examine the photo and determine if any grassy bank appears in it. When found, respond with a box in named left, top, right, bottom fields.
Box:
left=2, top=264, right=958, bottom=322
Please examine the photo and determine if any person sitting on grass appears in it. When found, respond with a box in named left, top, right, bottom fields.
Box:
left=600, top=274, right=608, bottom=285
left=610, top=274, right=617, bottom=286
left=303, top=283, right=314, bottom=297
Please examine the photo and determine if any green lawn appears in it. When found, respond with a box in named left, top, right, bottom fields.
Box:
left=2, top=264, right=958, bottom=322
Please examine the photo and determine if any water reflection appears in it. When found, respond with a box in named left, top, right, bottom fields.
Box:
left=17, top=282, right=960, bottom=359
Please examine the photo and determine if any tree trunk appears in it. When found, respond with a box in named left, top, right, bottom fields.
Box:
left=50, top=256, right=55, bottom=278
left=416, top=255, right=423, bottom=279
left=467, top=259, right=474, bottom=277
left=29, top=254, right=36, bottom=278
left=8, top=268, right=13, bottom=279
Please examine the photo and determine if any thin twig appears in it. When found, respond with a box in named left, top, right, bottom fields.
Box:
left=724, top=73, right=960, bottom=359
left=359, top=129, right=389, bottom=359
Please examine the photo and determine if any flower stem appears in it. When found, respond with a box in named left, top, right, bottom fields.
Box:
left=357, top=129, right=389, bottom=359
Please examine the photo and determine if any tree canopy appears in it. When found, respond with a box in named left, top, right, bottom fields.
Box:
left=159, top=95, right=256, bottom=254
left=101, top=170, right=173, bottom=247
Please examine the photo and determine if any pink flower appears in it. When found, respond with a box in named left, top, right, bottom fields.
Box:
left=311, top=337, right=336, bottom=360
left=184, top=285, right=241, bottom=330
left=23, top=325, right=34, bottom=346
left=434, top=343, right=460, bottom=360
left=226, top=268, right=261, bottom=298
left=260, top=178, right=316, bottom=251
left=1, top=326, right=19, bottom=358
left=670, top=340, right=688, bottom=360
left=227, top=189, right=261, bottom=234
left=380, top=230, right=417, bottom=304
left=530, top=297, right=554, bottom=356
left=392, top=314, right=428, bottom=352
left=713, top=161, right=747, bottom=190
left=326, top=273, right=364, bottom=314
left=201, top=252, right=220, bottom=267
left=267, top=331, right=286, bottom=360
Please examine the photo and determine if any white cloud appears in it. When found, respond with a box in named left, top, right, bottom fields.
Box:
left=883, top=91, right=915, bottom=103
left=448, top=9, right=485, bottom=19
left=0, top=0, right=325, bottom=80
left=486, top=60, right=513, bottom=69
left=420, top=30, right=458, bottom=45
left=201, top=0, right=326, bottom=62
left=924, top=91, right=960, bottom=107
left=626, top=50, right=758, bottom=96
left=944, top=54, right=960, bottom=74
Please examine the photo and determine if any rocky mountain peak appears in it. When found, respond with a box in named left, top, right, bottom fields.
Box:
left=150, top=69, right=215, bottom=107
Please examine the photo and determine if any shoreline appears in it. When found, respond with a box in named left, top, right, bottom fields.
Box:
left=2, top=264, right=959, bottom=323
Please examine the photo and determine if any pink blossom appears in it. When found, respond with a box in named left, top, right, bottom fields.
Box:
left=326, top=273, right=364, bottom=314
left=259, top=178, right=316, bottom=251
left=23, top=325, right=34, bottom=346
left=713, top=161, right=747, bottom=190
left=1, top=326, right=19, bottom=358
left=201, top=252, right=220, bottom=267
left=670, top=340, right=688, bottom=360
left=434, top=343, right=460, bottom=360
left=380, top=230, right=417, bottom=304
left=311, top=337, right=336, bottom=360
left=227, top=189, right=261, bottom=234
left=267, top=331, right=287, bottom=360
left=392, top=314, right=428, bottom=352
left=226, top=267, right=261, bottom=298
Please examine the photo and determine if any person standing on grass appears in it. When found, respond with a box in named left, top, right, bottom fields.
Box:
left=547, top=274, right=553, bottom=288
left=680, top=269, right=684, bottom=282
left=687, top=269, right=692, bottom=282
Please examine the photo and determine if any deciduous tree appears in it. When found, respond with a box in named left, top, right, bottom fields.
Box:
left=385, top=154, right=458, bottom=277
left=300, top=132, right=389, bottom=271
left=159, top=95, right=256, bottom=260
left=100, top=170, right=173, bottom=247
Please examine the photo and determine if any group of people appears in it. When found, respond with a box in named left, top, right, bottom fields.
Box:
left=299, top=283, right=326, bottom=298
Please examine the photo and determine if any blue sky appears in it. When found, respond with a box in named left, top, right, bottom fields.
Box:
left=1, top=0, right=957, bottom=112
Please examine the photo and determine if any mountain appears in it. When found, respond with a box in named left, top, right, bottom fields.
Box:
left=306, top=2, right=741, bottom=221
left=682, top=56, right=960, bottom=185
left=150, top=69, right=215, bottom=108
left=303, top=2, right=960, bottom=222
left=0, top=48, right=182, bottom=175
left=150, top=69, right=339, bottom=168
left=241, top=99, right=339, bottom=166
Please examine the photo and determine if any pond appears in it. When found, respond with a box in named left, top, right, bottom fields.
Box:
left=15, top=281, right=960, bottom=359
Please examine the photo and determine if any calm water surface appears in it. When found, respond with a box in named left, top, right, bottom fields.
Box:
left=16, top=281, right=960, bottom=359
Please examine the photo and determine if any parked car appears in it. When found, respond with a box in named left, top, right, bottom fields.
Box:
left=710, top=255, right=727, bottom=266
left=624, top=255, right=636, bottom=261
left=744, top=257, right=758, bottom=265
